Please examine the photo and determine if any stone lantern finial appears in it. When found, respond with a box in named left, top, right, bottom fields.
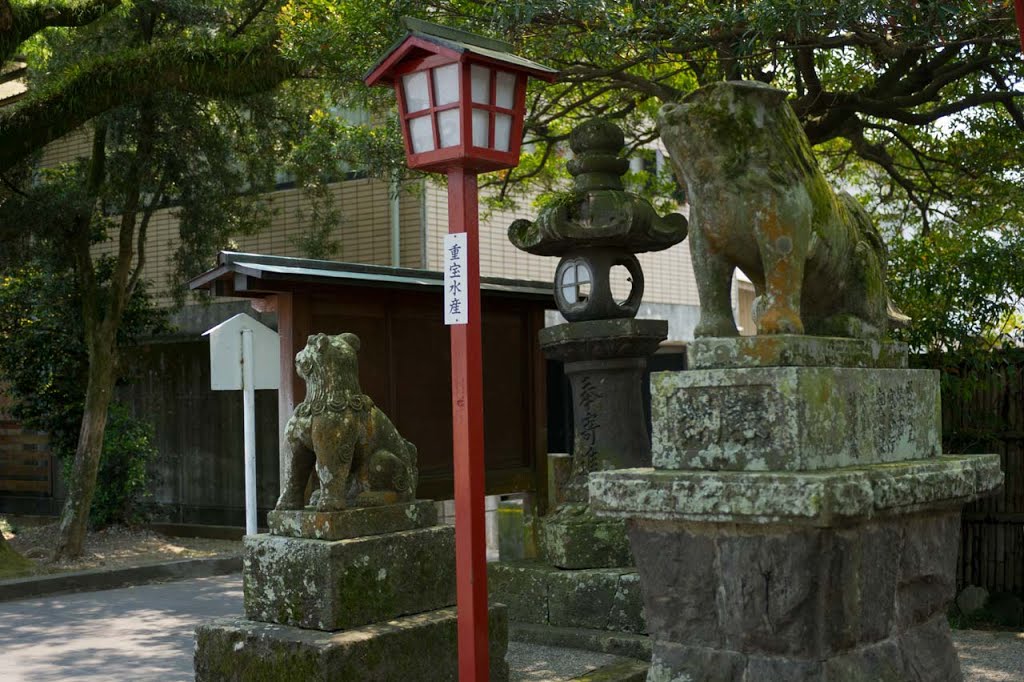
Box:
left=508, top=119, right=687, bottom=322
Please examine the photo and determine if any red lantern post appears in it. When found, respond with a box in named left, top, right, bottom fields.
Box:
left=365, top=18, right=556, bottom=681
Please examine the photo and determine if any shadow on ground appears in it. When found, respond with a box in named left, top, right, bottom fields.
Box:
left=0, top=574, right=242, bottom=682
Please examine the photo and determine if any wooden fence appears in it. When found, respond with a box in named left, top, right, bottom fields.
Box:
left=0, top=390, right=53, bottom=496
left=943, top=354, right=1024, bottom=595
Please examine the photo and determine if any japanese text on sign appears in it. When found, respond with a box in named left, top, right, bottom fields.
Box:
left=444, top=233, right=468, bottom=325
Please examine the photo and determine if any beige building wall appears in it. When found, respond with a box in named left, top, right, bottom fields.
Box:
left=37, top=128, right=93, bottom=168
left=86, top=177, right=423, bottom=305
left=39, top=129, right=704, bottom=321
left=423, top=182, right=698, bottom=307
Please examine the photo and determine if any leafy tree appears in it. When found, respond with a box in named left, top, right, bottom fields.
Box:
left=405, top=1, right=1023, bottom=354
left=0, top=263, right=165, bottom=527
left=0, top=0, right=341, bottom=559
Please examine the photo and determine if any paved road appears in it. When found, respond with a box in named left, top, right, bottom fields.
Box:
left=0, top=575, right=625, bottom=681
left=0, top=575, right=242, bottom=682
left=1, top=574, right=1020, bottom=681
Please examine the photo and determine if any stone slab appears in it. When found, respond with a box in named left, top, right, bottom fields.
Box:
left=590, top=454, right=1003, bottom=526
left=687, top=335, right=908, bottom=370
left=488, top=561, right=645, bottom=635
left=508, top=622, right=652, bottom=662
left=540, top=504, right=632, bottom=569
left=243, top=526, right=455, bottom=631
left=267, top=500, right=437, bottom=540
left=194, top=604, right=509, bottom=681
left=644, top=615, right=960, bottom=682
left=539, top=318, right=668, bottom=362
left=624, top=504, right=963, bottom=677
left=625, top=513, right=961, bottom=657
left=651, top=366, right=941, bottom=470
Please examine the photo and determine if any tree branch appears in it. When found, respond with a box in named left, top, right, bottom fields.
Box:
left=231, top=0, right=270, bottom=38
left=844, top=120, right=932, bottom=234
left=2, top=0, right=121, bottom=63
left=0, top=32, right=297, bottom=173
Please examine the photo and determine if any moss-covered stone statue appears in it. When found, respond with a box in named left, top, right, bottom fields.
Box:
left=275, top=332, right=417, bottom=511
left=658, top=80, right=908, bottom=339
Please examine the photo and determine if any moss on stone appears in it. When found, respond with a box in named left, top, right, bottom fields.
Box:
left=0, top=536, right=34, bottom=579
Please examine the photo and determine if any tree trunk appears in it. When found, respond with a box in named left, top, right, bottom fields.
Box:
left=53, top=324, right=118, bottom=560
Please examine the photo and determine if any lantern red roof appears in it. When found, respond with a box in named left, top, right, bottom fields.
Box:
left=364, top=17, right=558, bottom=87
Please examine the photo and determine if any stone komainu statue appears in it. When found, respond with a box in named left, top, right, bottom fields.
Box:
left=658, top=80, right=908, bottom=339
left=275, top=332, right=417, bottom=511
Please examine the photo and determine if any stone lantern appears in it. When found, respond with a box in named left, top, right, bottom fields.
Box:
left=489, top=119, right=686, bottom=656
left=508, top=118, right=686, bottom=528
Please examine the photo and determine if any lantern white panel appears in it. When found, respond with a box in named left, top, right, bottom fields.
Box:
left=409, top=115, right=435, bottom=153
left=437, top=109, right=460, bottom=148
left=432, top=64, right=460, bottom=105
left=494, top=113, right=512, bottom=152
left=471, top=65, right=491, bottom=104
left=472, top=108, right=489, bottom=147
left=561, top=264, right=578, bottom=303
left=403, top=71, right=430, bottom=112
left=495, top=72, right=516, bottom=109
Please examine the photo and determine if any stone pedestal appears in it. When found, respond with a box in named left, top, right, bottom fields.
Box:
left=537, top=317, right=666, bottom=567
left=590, top=336, right=1003, bottom=682
left=488, top=318, right=664, bottom=656
left=488, top=560, right=649, bottom=659
left=195, top=501, right=509, bottom=681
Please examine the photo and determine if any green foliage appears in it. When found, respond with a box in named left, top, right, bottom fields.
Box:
left=0, top=532, right=34, bottom=579
left=0, top=263, right=166, bottom=491
left=63, top=402, right=158, bottom=527
left=887, top=226, right=1024, bottom=355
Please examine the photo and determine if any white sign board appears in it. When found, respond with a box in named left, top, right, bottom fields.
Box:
left=202, top=313, right=280, bottom=391
left=444, top=232, right=468, bottom=326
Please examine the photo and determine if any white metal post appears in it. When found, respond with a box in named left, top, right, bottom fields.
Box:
left=241, top=328, right=258, bottom=536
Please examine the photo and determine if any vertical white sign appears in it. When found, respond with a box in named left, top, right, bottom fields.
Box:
left=444, top=232, right=469, bottom=325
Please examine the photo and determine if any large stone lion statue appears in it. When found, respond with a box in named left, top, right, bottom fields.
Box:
left=275, top=332, right=418, bottom=511
left=658, top=80, right=908, bottom=339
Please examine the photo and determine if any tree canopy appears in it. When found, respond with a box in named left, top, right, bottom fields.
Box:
left=0, top=0, right=370, bottom=558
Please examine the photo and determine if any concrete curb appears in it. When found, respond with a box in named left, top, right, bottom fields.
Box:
left=0, top=555, right=242, bottom=602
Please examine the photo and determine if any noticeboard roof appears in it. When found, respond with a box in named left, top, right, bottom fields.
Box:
left=189, top=251, right=555, bottom=304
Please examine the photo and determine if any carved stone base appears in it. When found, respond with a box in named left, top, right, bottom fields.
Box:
left=488, top=560, right=644, bottom=637
left=195, top=605, right=509, bottom=682
left=627, top=512, right=965, bottom=682
left=267, top=500, right=437, bottom=540
left=244, top=526, right=455, bottom=631
left=591, top=456, right=1002, bottom=682
left=651, top=366, right=942, bottom=471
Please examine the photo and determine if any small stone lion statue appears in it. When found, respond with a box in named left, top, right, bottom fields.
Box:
left=275, top=332, right=418, bottom=511
left=658, top=80, right=908, bottom=339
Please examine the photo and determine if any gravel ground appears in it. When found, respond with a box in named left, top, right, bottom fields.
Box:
left=954, top=630, right=1024, bottom=682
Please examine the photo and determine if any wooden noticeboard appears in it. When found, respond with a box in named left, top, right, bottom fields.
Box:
left=190, top=252, right=553, bottom=505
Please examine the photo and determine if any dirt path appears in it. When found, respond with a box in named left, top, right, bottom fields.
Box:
left=1, top=515, right=240, bottom=575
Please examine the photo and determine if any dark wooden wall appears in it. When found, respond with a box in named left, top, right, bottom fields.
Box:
left=119, top=340, right=282, bottom=526
left=946, top=355, right=1024, bottom=595
left=303, top=288, right=546, bottom=499
left=108, top=289, right=547, bottom=525
left=0, top=391, right=53, bottom=497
